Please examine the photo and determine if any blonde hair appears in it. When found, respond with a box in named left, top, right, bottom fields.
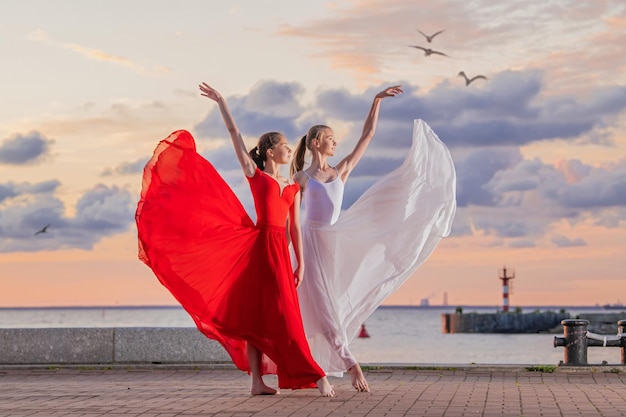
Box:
left=290, top=125, right=330, bottom=176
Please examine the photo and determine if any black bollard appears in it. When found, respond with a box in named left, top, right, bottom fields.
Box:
left=619, top=320, right=626, bottom=365
left=554, top=319, right=589, bottom=365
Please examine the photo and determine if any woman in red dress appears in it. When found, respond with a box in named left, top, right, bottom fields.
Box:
left=135, top=82, right=334, bottom=396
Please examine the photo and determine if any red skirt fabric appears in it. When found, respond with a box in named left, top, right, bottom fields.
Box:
left=136, top=130, right=324, bottom=389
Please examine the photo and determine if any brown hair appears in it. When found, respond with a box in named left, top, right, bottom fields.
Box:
left=290, top=125, right=330, bottom=176
left=249, top=132, right=284, bottom=170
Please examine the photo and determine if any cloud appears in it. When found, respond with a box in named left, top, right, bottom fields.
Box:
left=0, top=184, right=19, bottom=203
left=27, top=29, right=170, bottom=76
left=475, top=217, right=530, bottom=238
left=200, top=145, right=242, bottom=172
left=22, top=180, right=61, bottom=195
left=246, top=80, right=305, bottom=117
left=0, top=180, right=60, bottom=204
left=65, top=43, right=142, bottom=70
left=552, top=234, right=587, bottom=247
left=299, top=71, right=626, bottom=154
left=187, top=72, right=626, bottom=246
left=278, top=14, right=390, bottom=83
left=0, top=182, right=134, bottom=253
left=73, top=185, right=134, bottom=231
left=593, top=207, right=626, bottom=228
left=101, top=158, right=148, bottom=176
left=551, top=161, right=626, bottom=209
left=191, top=70, right=626, bottom=166
left=427, top=73, right=626, bottom=147
left=296, top=79, right=626, bottom=243
left=194, top=80, right=304, bottom=140
left=277, top=0, right=624, bottom=96
left=455, top=148, right=523, bottom=207
left=554, top=159, right=592, bottom=184
left=451, top=155, right=626, bottom=241
left=0, top=132, right=54, bottom=165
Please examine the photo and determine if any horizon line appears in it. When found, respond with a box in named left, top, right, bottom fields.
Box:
left=0, top=303, right=614, bottom=310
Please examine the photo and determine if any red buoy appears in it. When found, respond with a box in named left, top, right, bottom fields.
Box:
left=358, top=324, right=370, bottom=338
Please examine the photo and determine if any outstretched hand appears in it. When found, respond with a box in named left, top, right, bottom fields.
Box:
left=376, top=85, right=403, bottom=99
left=199, top=82, right=223, bottom=102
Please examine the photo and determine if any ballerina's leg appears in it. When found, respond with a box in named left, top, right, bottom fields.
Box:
left=246, top=342, right=278, bottom=395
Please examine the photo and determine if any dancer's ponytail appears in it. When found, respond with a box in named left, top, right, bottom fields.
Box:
left=290, top=135, right=308, bottom=177
left=249, top=146, right=264, bottom=170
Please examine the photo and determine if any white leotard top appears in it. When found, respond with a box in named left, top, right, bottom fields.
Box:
left=302, top=169, right=344, bottom=226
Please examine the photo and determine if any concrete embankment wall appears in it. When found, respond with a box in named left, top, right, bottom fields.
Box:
left=0, top=327, right=231, bottom=365
left=576, top=313, right=626, bottom=333
left=442, top=312, right=570, bottom=334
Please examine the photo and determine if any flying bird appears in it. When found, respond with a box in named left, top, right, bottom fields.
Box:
left=417, top=29, right=445, bottom=43
left=458, top=71, right=487, bottom=86
left=408, top=45, right=449, bottom=57
left=34, top=224, right=51, bottom=235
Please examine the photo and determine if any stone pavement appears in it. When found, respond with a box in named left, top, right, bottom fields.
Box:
left=1, top=364, right=625, bottom=417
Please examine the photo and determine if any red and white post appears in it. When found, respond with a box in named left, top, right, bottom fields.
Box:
left=499, top=266, right=515, bottom=312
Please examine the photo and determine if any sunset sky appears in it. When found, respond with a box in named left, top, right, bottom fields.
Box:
left=1, top=0, right=625, bottom=308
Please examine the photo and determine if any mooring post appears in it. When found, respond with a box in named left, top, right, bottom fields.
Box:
left=619, top=320, right=626, bottom=365
left=554, top=319, right=590, bottom=365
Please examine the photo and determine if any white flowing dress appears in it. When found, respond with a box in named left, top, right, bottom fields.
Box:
left=297, top=119, right=457, bottom=376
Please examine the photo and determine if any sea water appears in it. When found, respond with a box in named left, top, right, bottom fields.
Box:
left=0, top=305, right=620, bottom=365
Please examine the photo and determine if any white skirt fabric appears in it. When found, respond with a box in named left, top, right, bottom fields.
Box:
left=297, top=119, right=457, bottom=375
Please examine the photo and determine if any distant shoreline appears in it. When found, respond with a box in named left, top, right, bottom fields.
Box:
left=0, top=304, right=611, bottom=311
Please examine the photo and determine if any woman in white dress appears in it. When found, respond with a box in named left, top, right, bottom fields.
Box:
left=290, top=85, right=457, bottom=392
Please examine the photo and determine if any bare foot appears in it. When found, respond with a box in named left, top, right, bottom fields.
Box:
left=316, top=376, right=335, bottom=397
left=347, top=363, right=370, bottom=392
left=250, top=379, right=279, bottom=395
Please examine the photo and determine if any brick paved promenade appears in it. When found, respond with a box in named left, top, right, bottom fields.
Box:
left=1, top=365, right=625, bottom=416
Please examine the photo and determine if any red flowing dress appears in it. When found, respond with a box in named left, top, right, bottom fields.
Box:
left=135, top=130, right=324, bottom=389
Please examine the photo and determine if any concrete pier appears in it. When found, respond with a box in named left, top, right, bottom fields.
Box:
left=0, top=327, right=230, bottom=364
left=442, top=311, right=569, bottom=333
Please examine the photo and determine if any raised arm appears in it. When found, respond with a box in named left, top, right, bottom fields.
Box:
left=336, top=85, right=403, bottom=180
left=199, top=82, right=256, bottom=177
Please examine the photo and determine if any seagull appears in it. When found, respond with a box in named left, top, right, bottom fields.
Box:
left=417, top=29, right=445, bottom=43
left=458, top=71, right=488, bottom=86
left=34, top=224, right=51, bottom=235
left=408, top=45, right=449, bottom=57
